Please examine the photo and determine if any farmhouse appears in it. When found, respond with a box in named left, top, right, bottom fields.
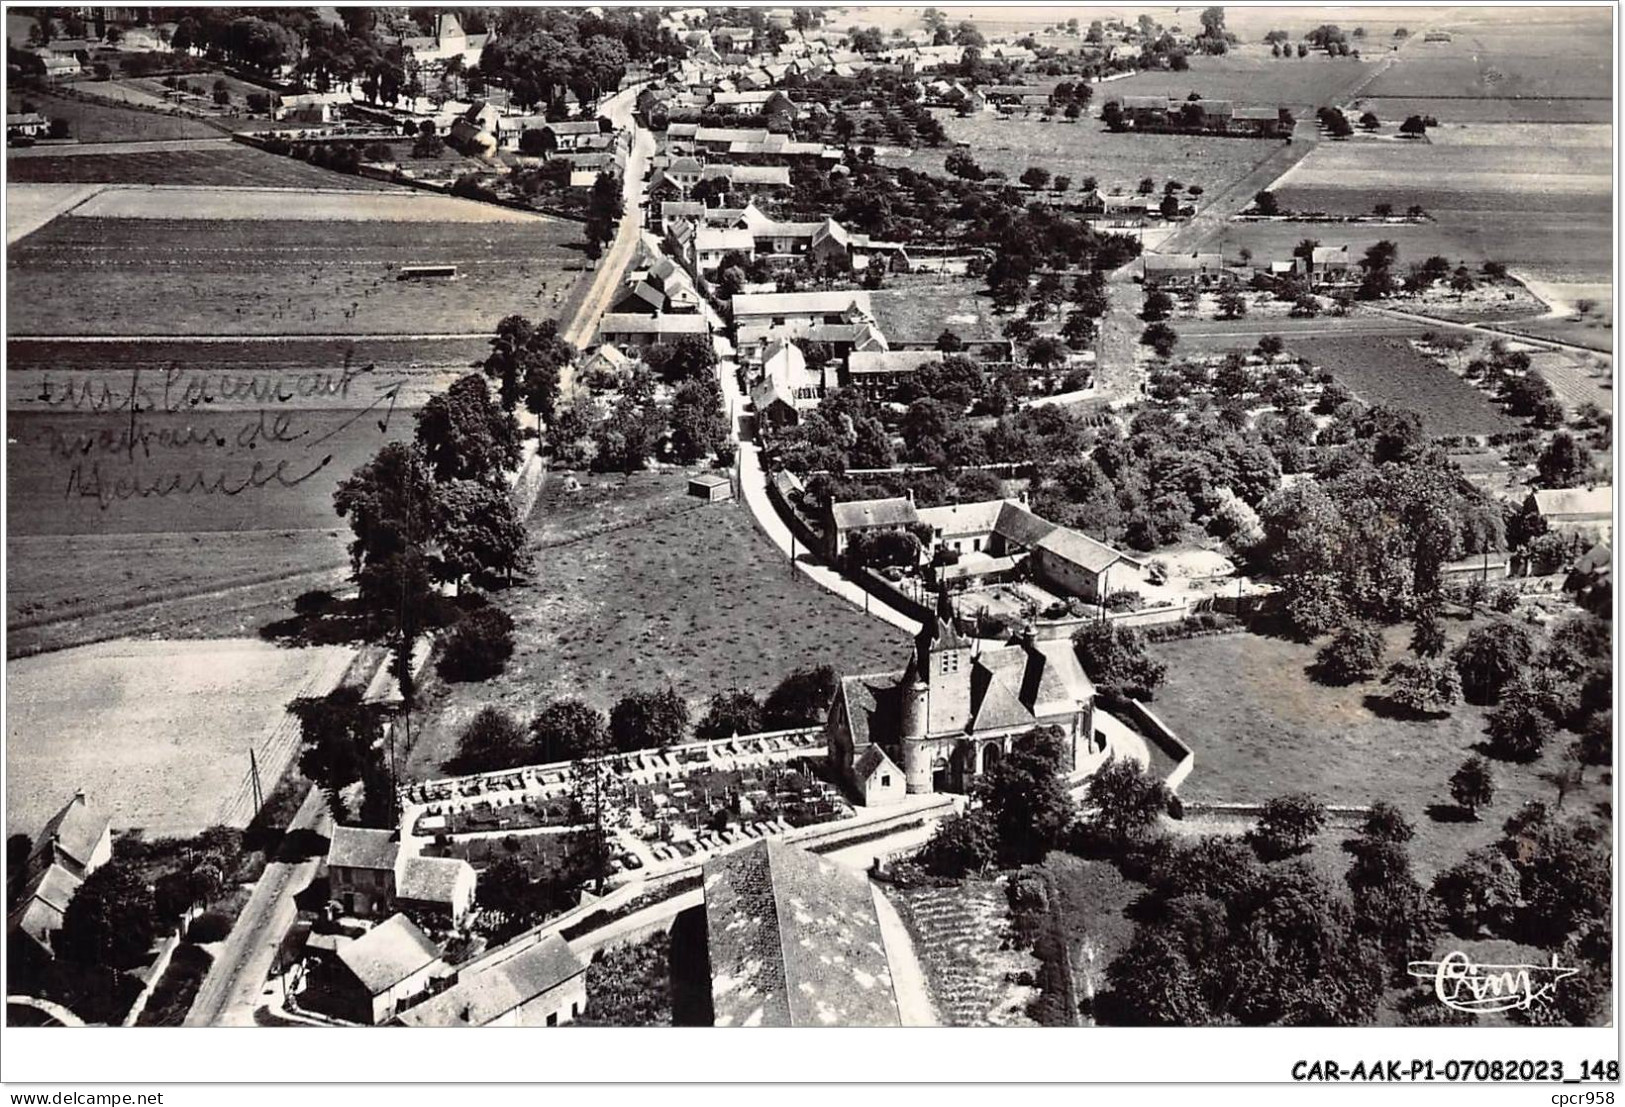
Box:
left=731, top=289, right=875, bottom=336
left=326, top=828, right=477, bottom=928
left=1031, top=527, right=1146, bottom=603
left=843, top=349, right=949, bottom=400
left=1142, top=253, right=1232, bottom=289
left=826, top=496, right=921, bottom=561
left=599, top=312, right=712, bottom=348
left=330, top=914, right=447, bottom=1025
left=826, top=616, right=1095, bottom=800
left=7, top=112, right=49, bottom=140
left=751, top=339, right=830, bottom=427
left=1309, top=245, right=1354, bottom=286
left=7, top=862, right=82, bottom=956
left=26, top=789, right=113, bottom=880
left=1107, top=95, right=1293, bottom=137
left=703, top=839, right=900, bottom=1027
left=1529, top=486, right=1614, bottom=541
left=395, top=856, right=477, bottom=930
left=394, top=933, right=588, bottom=1027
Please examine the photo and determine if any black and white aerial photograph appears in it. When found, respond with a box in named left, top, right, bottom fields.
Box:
left=0, top=0, right=1617, bottom=1096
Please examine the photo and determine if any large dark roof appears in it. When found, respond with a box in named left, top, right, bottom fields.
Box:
left=704, top=840, right=900, bottom=1027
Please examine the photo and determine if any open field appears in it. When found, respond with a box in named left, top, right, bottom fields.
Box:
left=876, top=111, right=1289, bottom=199
left=6, top=182, right=105, bottom=244
left=1147, top=627, right=1610, bottom=883
left=1362, top=24, right=1612, bottom=100
left=7, top=145, right=404, bottom=190
left=7, top=89, right=220, bottom=143
left=72, top=185, right=536, bottom=222
left=1351, top=96, right=1612, bottom=124
left=402, top=472, right=910, bottom=782
left=1091, top=54, right=1378, bottom=109
left=1289, top=335, right=1513, bottom=437
left=1271, top=139, right=1611, bottom=217
left=8, top=214, right=592, bottom=336
left=6, top=638, right=352, bottom=838
left=867, top=277, right=1003, bottom=346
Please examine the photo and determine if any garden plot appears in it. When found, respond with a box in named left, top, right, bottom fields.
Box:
left=1290, top=335, right=1513, bottom=438
left=6, top=144, right=405, bottom=190
left=885, top=880, right=1039, bottom=1027
left=6, top=638, right=352, bottom=838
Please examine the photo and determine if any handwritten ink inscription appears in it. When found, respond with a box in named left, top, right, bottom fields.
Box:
left=18, top=360, right=408, bottom=516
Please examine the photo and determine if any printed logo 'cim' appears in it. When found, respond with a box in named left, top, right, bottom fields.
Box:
left=1406, top=951, right=1579, bottom=1014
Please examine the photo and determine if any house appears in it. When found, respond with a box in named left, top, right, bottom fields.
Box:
left=448, top=101, right=503, bottom=154
left=712, top=25, right=758, bottom=53
left=540, top=118, right=609, bottom=152
left=1530, top=486, right=1613, bottom=540
left=916, top=499, right=1009, bottom=558
left=1031, top=527, right=1145, bottom=603
left=598, top=312, right=712, bottom=349
left=395, top=856, right=477, bottom=930
left=37, top=51, right=81, bottom=79
left=26, top=790, right=113, bottom=880
left=731, top=289, right=875, bottom=338
left=331, top=914, right=447, bottom=1025
left=826, top=616, right=1095, bottom=799
left=826, top=496, right=920, bottom=561
left=843, top=349, right=947, bottom=400
left=693, top=125, right=771, bottom=152
left=696, top=164, right=792, bottom=191
left=851, top=745, right=906, bottom=807
left=327, top=827, right=403, bottom=917
left=657, top=200, right=706, bottom=234
left=7, top=112, right=49, bottom=141
left=689, top=473, right=734, bottom=502
left=1107, top=95, right=1292, bottom=137
left=1142, top=252, right=1232, bottom=289
left=750, top=339, right=828, bottom=426
left=703, top=839, right=901, bottom=1027
left=7, top=863, right=83, bottom=955
left=983, top=84, right=1052, bottom=107
left=393, top=933, right=588, bottom=1027
left=579, top=342, right=635, bottom=384
left=1308, top=245, right=1354, bottom=286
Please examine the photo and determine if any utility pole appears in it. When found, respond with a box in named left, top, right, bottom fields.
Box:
left=249, top=747, right=264, bottom=814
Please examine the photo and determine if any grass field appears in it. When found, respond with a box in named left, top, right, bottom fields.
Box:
left=6, top=638, right=352, bottom=838
left=1352, top=95, right=1613, bottom=124
left=876, top=111, right=1289, bottom=199
left=7, top=88, right=220, bottom=143
left=6, top=144, right=404, bottom=190
left=401, top=471, right=911, bottom=782
left=1147, top=626, right=1610, bottom=883
left=1363, top=23, right=1612, bottom=100
left=1289, top=335, right=1514, bottom=437
left=8, top=213, right=592, bottom=336
left=1272, top=139, right=1610, bottom=217
left=1092, top=54, right=1378, bottom=109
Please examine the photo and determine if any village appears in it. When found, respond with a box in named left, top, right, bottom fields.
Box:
left=4, top=3, right=1614, bottom=1039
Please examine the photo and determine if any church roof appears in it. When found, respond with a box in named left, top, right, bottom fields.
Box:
left=968, top=668, right=1035, bottom=732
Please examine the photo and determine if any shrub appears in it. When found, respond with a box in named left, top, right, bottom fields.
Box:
left=1249, top=793, right=1326, bottom=859
left=1103, top=590, right=1144, bottom=613
left=1449, top=756, right=1495, bottom=819
left=185, top=910, right=233, bottom=944
left=292, top=589, right=336, bottom=616
left=1313, top=624, right=1384, bottom=685
left=436, top=607, right=516, bottom=682
left=914, top=811, right=998, bottom=877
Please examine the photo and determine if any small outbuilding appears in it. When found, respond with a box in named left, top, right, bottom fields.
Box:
left=689, top=474, right=734, bottom=502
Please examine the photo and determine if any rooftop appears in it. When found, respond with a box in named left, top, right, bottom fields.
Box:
left=830, top=497, right=920, bottom=532
left=28, top=791, right=109, bottom=873
left=394, top=934, right=585, bottom=1026
left=397, top=856, right=472, bottom=906
left=327, top=826, right=399, bottom=872
left=337, top=914, right=442, bottom=996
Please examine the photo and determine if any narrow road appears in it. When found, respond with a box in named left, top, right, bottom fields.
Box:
left=185, top=787, right=331, bottom=1027
left=1364, top=304, right=1616, bottom=359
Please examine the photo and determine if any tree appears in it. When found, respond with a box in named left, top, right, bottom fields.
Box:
left=1432, top=848, right=1519, bottom=936
left=1142, top=289, right=1174, bottom=322
left=1399, top=115, right=1428, bottom=137
left=1313, top=624, right=1384, bottom=685
left=976, top=728, right=1076, bottom=865
left=57, top=861, right=159, bottom=970
left=1360, top=801, right=1415, bottom=844
left=694, top=690, right=763, bottom=741
left=1453, top=620, right=1535, bottom=704
left=1359, top=111, right=1381, bottom=131
left=482, top=315, right=574, bottom=422
left=1019, top=166, right=1051, bottom=191
left=585, top=170, right=623, bottom=252
left=1535, top=432, right=1594, bottom=489
left=1217, top=290, right=1248, bottom=320
left=1141, top=322, right=1178, bottom=358
left=643, top=334, right=718, bottom=385
left=1249, top=794, right=1327, bottom=859
left=531, top=699, right=607, bottom=763
left=1081, top=757, right=1172, bottom=849
left=1485, top=679, right=1555, bottom=762
left=436, top=606, right=516, bottom=682
left=451, top=707, right=529, bottom=774
left=290, top=688, right=386, bottom=821
left=433, top=479, right=528, bottom=589
left=1381, top=657, right=1460, bottom=716
left=609, top=688, right=690, bottom=752
left=914, top=811, right=998, bottom=877
left=1450, top=756, right=1496, bottom=819
left=944, top=149, right=984, bottom=180
left=1409, top=608, right=1447, bottom=659
left=414, top=374, right=521, bottom=485
left=668, top=378, right=727, bottom=464
left=762, top=666, right=837, bottom=728
left=1072, top=622, right=1167, bottom=703
left=1253, top=190, right=1279, bottom=216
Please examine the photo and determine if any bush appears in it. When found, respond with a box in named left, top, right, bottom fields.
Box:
left=1313, top=624, right=1384, bottom=685
left=1103, top=590, right=1144, bottom=613
left=184, top=910, right=233, bottom=944
left=293, top=589, right=336, bottom=616
left=1249, top=793, right=1326, bottom=859
left=436, top=607, right=516, bottom=682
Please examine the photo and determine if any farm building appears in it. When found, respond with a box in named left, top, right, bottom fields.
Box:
left=598, top=312, right=712, bottom=349
left=826, top=615, right=1095, bottom=800
left=1529, top=486, right=1613, bottom=541
left=1106, top=96, right=1294, bottom=137
left=1031, top=527, right=1146, bottom=603
left=395, top=856, right=478, bottom=930
left=326, top=828, right=478, bottom=926
left=7, top=112, right=49, bottom=141
left=750, top=339, right=828, bottom=427
left=7, top=790, right=114, bottom=957
left=702, top=839, right=900, bottom=1026
left=394, top=933, right=588, bottom=1027
left=843, top=349, right=950, bottom=401
left=731, top=289, right=875, bottom=335
left=1142, top=253, right=1233, bottom=289
left=688, top=474, right=734, bottom=502
left=330, top=914, right=447, bottom=1025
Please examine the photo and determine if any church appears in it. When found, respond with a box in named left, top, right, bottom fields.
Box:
left=826, top=614, right=1096, bottom=805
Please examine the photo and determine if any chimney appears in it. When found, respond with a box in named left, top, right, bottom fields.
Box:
left=905, top=487, right=915, bottom=505
left=74, top=788, right=87, bottom=805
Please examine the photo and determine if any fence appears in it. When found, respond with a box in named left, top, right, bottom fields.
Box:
left=855, top=566, right=937, bottom=624
left=1177, top=801, right=1374, bottom=829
